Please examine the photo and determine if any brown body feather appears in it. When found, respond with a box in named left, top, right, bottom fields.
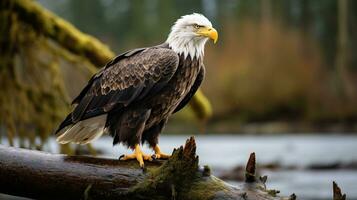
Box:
left=55, top=43, right=204, bottom=148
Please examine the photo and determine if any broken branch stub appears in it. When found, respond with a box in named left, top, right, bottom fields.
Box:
left=245, top=152, right=256, bottom=183
left=333, top=181, right=346, bottom=200
left=127, top=136, right=200, bottom=199
left=289, top=193, right=297, bottom=200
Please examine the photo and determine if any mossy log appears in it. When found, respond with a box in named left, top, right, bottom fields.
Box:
left=0, top=137, right=297, bottom=200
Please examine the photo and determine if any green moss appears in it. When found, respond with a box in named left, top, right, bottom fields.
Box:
left=6, top=0, right=114, bottom=67
left=267, top=189, right=280, bottom=197
left=187, top=176, right=231, bottom=200
left=127, top=139, right=200, bottom=199
left=0, top=1, right=73, bottom=149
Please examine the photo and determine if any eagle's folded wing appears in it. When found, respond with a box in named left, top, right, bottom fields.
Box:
left=55, top=47, right=179, bottom=134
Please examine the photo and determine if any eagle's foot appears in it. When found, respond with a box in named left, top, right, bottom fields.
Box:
left=119, top=144, right=152, bottom=168
left=152, top=145, right=171, bottom=160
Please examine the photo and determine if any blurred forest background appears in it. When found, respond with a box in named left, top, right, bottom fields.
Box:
left=39, top=0, right=357, bottom=133
left=1, top=0, right=357, bottom=147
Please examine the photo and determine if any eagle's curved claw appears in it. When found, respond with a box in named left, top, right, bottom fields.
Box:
left=151, top=154, right=156, bottom=160
left=119, top=154, right=125, bottom=160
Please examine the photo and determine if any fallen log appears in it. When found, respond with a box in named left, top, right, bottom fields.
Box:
left=0, top=146, right=162, bottom=199
left=0, top=137, right=346, bottom=200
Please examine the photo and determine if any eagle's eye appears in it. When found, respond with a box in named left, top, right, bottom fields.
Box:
left=193, top=24, right=201, bottom=29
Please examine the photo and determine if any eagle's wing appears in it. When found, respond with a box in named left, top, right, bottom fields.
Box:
left=55, top=47, right=179, bottom=135
left=173, top=65, right=205, bottom=113
left=71, top=47, right=147, bottom=106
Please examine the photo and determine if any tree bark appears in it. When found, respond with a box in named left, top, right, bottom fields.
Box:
left=0, top=145, right=161, bottom=200
left=0, top=137, right=296, bottom=200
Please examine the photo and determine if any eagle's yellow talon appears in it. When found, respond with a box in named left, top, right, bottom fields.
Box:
left=119, top=144, right=152, bottom=167
left=152, top=145, right=171, bottom=160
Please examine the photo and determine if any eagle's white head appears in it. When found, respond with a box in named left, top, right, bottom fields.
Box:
left=166, top=13, right=218, bottom=59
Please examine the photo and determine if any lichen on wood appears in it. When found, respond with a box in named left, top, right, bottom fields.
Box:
left=128, top=137, right=200, bottom=199
left=0, top=0, right=71, bottom=149
left=1, top=0, right=113, bottom=67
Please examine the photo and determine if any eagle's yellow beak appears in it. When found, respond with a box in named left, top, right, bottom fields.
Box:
left=198, top=27, right=218, bottom=44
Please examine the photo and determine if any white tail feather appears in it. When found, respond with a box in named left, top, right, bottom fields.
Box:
left=56, top=115, right=107, bottom=145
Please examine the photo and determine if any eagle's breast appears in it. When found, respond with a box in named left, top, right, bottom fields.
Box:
left=144, top=54, right=202, bottom=128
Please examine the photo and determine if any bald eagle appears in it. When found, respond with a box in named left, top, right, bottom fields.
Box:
left=55, top=13, right=218, bottom=167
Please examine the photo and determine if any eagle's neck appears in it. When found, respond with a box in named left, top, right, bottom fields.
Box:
left=166, top=33, right=208, bottom=60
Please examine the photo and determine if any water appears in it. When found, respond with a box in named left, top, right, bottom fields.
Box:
left=260, top=169, right=357, bottom=199
left=2, top=134, right=357, bottom=199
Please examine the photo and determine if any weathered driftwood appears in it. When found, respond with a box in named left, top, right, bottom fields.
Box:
left=0, top=137, right=347, bottom=200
